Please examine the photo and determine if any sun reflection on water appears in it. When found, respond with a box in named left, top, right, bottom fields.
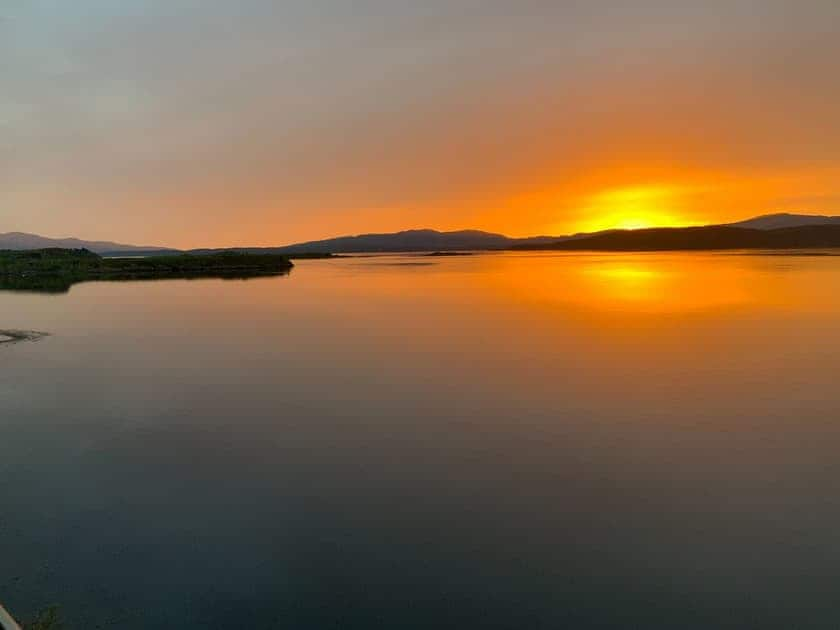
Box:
left=484, top=253, right=799, bottom=317
left=584, top=265, right=670, bottom=304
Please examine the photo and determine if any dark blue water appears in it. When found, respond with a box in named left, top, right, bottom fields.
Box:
left=3, top=252, right=840, bottom=628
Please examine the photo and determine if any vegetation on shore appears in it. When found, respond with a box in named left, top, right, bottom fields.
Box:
left=0, top=248, right=297, bottom=293
left=0, top=248, right=295, bottom=275
left=25, top=605, right=62, bottom=629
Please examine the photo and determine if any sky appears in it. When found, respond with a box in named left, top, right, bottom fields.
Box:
left=3, top=0, right=840, bottom=248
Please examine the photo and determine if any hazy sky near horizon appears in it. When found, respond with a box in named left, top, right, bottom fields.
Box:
left=3, top=0, right=840, bottom=247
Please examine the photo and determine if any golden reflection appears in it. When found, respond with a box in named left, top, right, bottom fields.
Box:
left=485, top=253, right=800, bottom=316
left=288, top=252, right=830, bottom=323
left=584, top=265, right=668, bottom=304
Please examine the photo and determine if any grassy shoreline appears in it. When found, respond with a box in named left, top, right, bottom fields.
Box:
left=0, top=248, right=314, bottom=293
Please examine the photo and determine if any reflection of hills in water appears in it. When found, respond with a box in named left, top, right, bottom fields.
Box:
left=0, top=270, right=292, bottom=294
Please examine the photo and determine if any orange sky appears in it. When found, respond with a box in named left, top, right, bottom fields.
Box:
left=3, top=1, right=840, bottom=248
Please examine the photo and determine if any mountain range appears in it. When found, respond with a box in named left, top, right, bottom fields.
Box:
left=189, top=230, right=566, bottom=255
left=189, top=213, right=840, bottom=254
left=0, top=232, right=179, bottom=255
left=3, top=213, right=840, bottom=255
left=524, top=224, right=840, bottom=252
left=728, top=213, right=840, bottom=230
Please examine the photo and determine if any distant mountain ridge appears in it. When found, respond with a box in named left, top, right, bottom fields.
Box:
left=522, top=224, right=840, bottom=252
left=728, top=212, right=840, bottom=230
left=222, top=229, right=566, bottom=254
left=0, top=232, right=176, bottom=254
left=241, top=213, right=840, bottom=253
left=6, top=213, right=840, bottom=255
left=187, top=229, right=571, bottom=255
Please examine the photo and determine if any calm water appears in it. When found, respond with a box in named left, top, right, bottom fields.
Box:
left=3, top=251, right=840, bottom=629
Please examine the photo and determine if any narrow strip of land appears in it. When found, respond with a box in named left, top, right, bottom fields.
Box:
left=0, top=249, right=314, bottom=293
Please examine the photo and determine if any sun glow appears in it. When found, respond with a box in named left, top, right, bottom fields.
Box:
left=573, top=186, right=701, bottom=234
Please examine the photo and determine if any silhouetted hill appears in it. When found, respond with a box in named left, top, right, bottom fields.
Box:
left=284, top=229, right=510, bottom=253
left=524, top=224, right=840, bottom=251
left=280, top=229, right=565, bottom=253
left=191, top=230, right=566, bottom=255
left=0, top=232, right=176, bottom=255
left=728, top=213, right=840, bottom=230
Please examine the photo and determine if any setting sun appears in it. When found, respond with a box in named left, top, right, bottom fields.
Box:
left=573, top=186, right=703, bottom=234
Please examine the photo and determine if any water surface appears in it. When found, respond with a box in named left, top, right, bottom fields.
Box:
left=2, top=252, right=840, bottom=628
